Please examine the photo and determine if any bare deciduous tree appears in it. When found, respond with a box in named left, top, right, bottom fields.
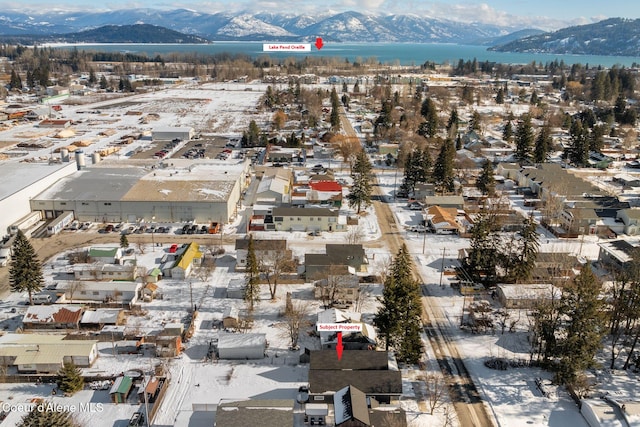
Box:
left=67, top=280, right=85, bottom=303
left=279, top=298, right=311, bottom=350
left=345, top=224, right=365, bottom=245
left=259, top=242, right=295, bottom=300
left=422, top=374, right=447, bottom=415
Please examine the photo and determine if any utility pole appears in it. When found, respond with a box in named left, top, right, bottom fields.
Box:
left=439, top=248, right=446, bottom=287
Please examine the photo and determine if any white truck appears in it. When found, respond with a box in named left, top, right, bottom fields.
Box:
left=7, top=211, right=42, bottom=238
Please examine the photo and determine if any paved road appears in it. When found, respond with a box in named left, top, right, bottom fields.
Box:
left=341, top=105, right=495, bottom=427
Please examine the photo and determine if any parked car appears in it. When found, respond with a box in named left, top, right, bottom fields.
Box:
left=128, top=412, right=145, bottom=426
left=410, top=225, right=427, bottom=233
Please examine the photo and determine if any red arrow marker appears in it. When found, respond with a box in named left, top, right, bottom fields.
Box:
left=315, top=37, right=324, bottom=50
left=336, top=331, right=343, bottom=360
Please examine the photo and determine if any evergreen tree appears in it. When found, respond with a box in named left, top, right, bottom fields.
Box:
left=506, top=216, right=539, bottom=282
left=420, top=98, right=439, bottom=137
left=19, top=406, right=78, bottom=427
left=353, top=81, right=360, bottom=93
left=469, top=110, right=482, bottom=134
left=88, top=68, right=97, bottom=85
left=57, top=362, right=84, bottom=395
left=432, top=139, right=455, bottom=194
left=534, top=123, right=552, bottom=163
left=514, top=113, right=534, bottom=164
left=530, top=89, right=539, bottom=105
left=496, top=87, right=504, bottom=104
left=373, top=245, right=423, bottom=363
left=347, top=150, right=373, bottom=213
left=99, top=75, right=108, bottom=90
left=119, top=234, right=129, bottom=249
left=330, top=87, right=341, bottom=130
left=9, top=230, right=44, bottom=305
left=446, top=107, right=459, bottom=138
left=9, top=69, right=22, bottom=90
left=567, top=118, right=589, bottom=166
left=400, top=149, right=431, bottom=197
left=476, top=160, right=495, bottom=196
left=556, top=265, right=605, bottom=385
left=462, top=212, right=502, bottom=285
left=590, top=124, right=606, bottom=153
left=244, top=235, right=260, bottom=312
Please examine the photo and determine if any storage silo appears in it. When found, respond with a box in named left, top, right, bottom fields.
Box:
left=91, top=152, right=101, bottom=164
left=75, top=150, right=86, bottom=170
left=60, top=148, right=70, bottom=162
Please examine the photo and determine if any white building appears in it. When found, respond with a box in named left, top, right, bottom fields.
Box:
left=151, top=127, right=195, bottom=141
left=30, top=159, right=250, bottom=224
left=217, top=333, right=266, bottom=360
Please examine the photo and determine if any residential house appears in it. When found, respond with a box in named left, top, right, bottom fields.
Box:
left=215, top=399, right=294, bottom=427
left=314, top=271, right=360, bottom=307
left=235, top=238, right=289, bottom=271
left=73, top=262, right=137, bottom=281
left=532, top=252, right=581, bottom=281
left=334, top=385, right=370, bottom=426
left=55, top=281, right=142, bottom=305
left=316, top=308, right=376, bottom=350
left=425, top=206, right=461, bottom=234
left=217, top=333, right=266, bottom=360
left=266, top=146, right=303, bottom=164
left=308, top=350, right=402, bottom=404
left=305, top=244, right=368, bottom=280
left=23, top=305, right=84, bottom=330
left=0, top=334, right=98, bottom=373
left=88, top=247, right=123, bottom=264
left=80, top=309, right=125, bottom=329
left=255, top=170, right=292, bottom=205
left=424, top=195, right=465, bottom=210
left=167, top=242, right=202, bottom=279
left=307, top=181, right=343, bottom=207
left=268, top=207, right=343, bottom=232
left=616, top=209, right=640, bottom=235
left=495, top=284, right=561, bottom=309
left=598, top=239, right=639, bottom=270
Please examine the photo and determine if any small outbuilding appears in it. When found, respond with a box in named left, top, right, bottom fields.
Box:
left=110, top=375, right=133, bottom=404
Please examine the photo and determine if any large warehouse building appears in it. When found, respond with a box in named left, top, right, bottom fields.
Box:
left=30, top=158, right=250, bottom=224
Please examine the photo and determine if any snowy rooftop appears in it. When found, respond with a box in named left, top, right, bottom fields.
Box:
left=217, top=333, right=266, bottom=349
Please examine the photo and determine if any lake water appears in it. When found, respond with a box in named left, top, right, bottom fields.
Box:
left=56, top=42, right=640, bottom=68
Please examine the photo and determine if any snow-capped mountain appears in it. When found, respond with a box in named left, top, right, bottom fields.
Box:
left=0, top=9, right=527, bottom=44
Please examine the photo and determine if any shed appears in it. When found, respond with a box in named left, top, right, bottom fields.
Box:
left=495, top=284, right=560, bottom=309
left=142, top=283, right=159, bottom=301
left=156, top=335, right=182, bottom=358
left=217, top=333, right=266, bottom=360
left=146, top=267, right=162, bottom=283
left=110, top=375, right=133, bottom=404
left=223, top=307, right=239, bottom=329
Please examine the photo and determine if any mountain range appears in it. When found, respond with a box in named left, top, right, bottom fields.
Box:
left=0, top=9, right=637, bottom=57
left=0, top=9, right=527, bottom=44
left=490, top=18, right=640, bottom=56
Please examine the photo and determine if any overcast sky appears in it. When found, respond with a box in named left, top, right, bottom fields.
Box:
left=2, top=0, right=639, bottom=29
